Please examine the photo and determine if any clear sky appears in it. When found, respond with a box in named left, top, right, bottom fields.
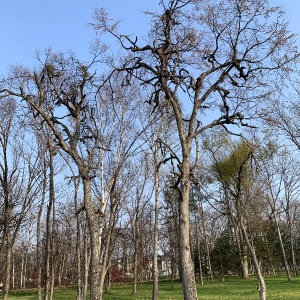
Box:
left=0, top=1, right=298, bottom=73
left=0, top=0, right=160, bottom=72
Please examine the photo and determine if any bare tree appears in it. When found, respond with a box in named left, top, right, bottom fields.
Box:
left=280, top=157, right=300, bottom=277
left=267, top=83, right=300, bottom=276
left=257, top=144, right=292, bottom=282
left=259, top=142, right=300, bottom=278
left=0, top=98, right=42, bottom=300
left=89, top=71, right=153, bottom=297
left=92, top=0, right=298, bottom=298
left=2, top=49, right=150, bottom=300
left=0, top=50, right=108, bottom=300
left=140, top=101, right=177, bottom=300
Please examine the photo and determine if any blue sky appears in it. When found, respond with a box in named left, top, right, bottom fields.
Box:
left=0, top=0, right=160, bottom=72
left=0, top=1, right=298, bottom=73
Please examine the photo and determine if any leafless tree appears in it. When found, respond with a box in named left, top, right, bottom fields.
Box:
left=257, top=144, right=292, bottom=282
left=0, top=98, right=42, bottom=300
left=0, top=49, right=108, bottom=300
left=258, top=142, right=300, bottom=279
left=266, top=71, right=300, bottom=276
left=92, top=1, right=298, bottom=298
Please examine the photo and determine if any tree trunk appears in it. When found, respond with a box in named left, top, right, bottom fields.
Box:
left=233, top=219, right=249, bottom=280
left=57, top=252, right=65, bottom=287
left=76, top=216, right=83, bottom=300
left=73, top=177, right=85, bottom=300
left=286, top=208, right=297, bottom=276
left=44, top=202, right=51, bottom=299
left=132, top=240, right=138, bottom=295
left=273, top=211, right=291, bottom=281
left=78, top=222, right=90, bottom=300
left=12, top=251, right=15, bottom=290
left=44, top=143, right=55, bottom=300
left=2, top=244, right=12, bottom=300
left=50, top=250, right=55, bottom=300
left=132, top=196, right=140, bottom=296
left=179, top=169, right=198, bottom=300
left=24, top=252, right=28, bottom=289
left=37, top=158, right=47, bottom=300
left=99, top=206, right=116, bottom=297
left=82, top=177, right=102, bottom=300
left=152, top=143, right=159, bottom=300
left=196, top=224, right=203, bottom=286
left=241, top=224, right=266, bottom=300
left=241, top=251, right=249, bottom=280
left=50, top=157, right=56, bottom=300
left=20, top=257, right=24, bottom=289
left=290, top=237, right=297, bottom=276
left=20, top=251, right=28, bottom=289
left=199, top=199, right=213, bottom=284
left=104, top=266, right=112, bottom=294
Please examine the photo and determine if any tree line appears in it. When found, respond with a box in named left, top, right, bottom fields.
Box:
left=0, top=1, right=300, bottom=300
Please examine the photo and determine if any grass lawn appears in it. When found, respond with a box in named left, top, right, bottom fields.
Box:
left=5, top=276, right=300, bottom=300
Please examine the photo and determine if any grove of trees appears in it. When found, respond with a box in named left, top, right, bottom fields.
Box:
left=1, top=1, right=300, bottom=300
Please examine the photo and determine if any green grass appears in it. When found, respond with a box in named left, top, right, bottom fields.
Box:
left=6, top=288, right=80, bottom=300
left=197, top=276, right=300, bottom=300
left=5, top=276, right=300, bottom=300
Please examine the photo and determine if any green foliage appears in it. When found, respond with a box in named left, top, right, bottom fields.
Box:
left=213, top=140, right=254, bottom=189
left=210, top=231, right=240, bottom=275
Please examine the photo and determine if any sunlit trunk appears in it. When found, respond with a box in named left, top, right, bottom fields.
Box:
left=99, top=207, right=115, bottom=297
left=37, top=158, right=47, bottom=300
left=241, top=224, right=266, bottom=300
left=82, top=177, right=102, bottom=300
left=44, top=143, right=55, bottom=300
left=273, top=212, right=291, bottom=281
left=179, top=160, right=198, bottom=300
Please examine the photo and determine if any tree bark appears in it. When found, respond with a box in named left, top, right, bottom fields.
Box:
left=37, top=158, right=47, bottom=300
left=132, top=189, right=140, bottom=296
left=81, top=223, right=90, bottom=300
left=236, top=227, right=249, bottom=280
left=152, top=144, right=159, bottom=300
left=44, top=143, right=55, bottom=300
left=82, top=177, right=102, bottom=300
left=196, top=225, right=203, bottom=286
left=285, top=201, right=297, bottom=276
left=179, top=166, right=198, bottom=300
left=199, top=199, right=213, bottom=284
left=273, top=211, right=291, bottom=281
left=2, top=244, right=12, bottom=300
left=99, top=206, right=116, bottom=297
left=12, top=251, right=15, bottom=290
left=74, top=178, right=85, bottom=300
left=229, top=210, right=249, bottom=280
left=241, top=224, right=266, bottom=300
